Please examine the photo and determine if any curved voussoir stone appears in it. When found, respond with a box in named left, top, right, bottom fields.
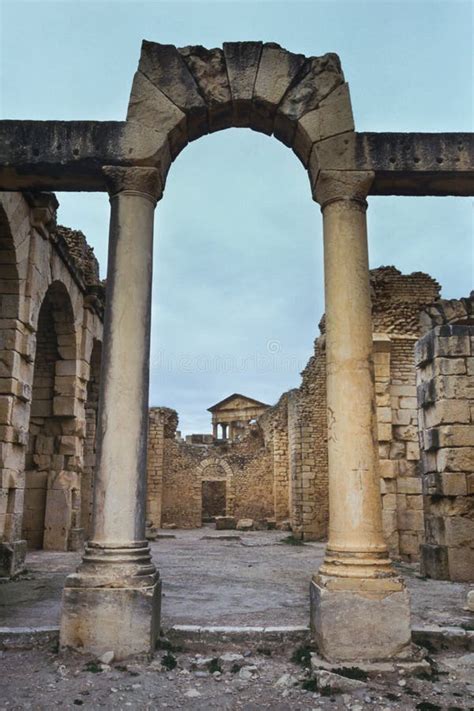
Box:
left=274, top=53, right=345, bottom=148
left=179, top=46, right=232, bottom=133
left=126, top=71, right=188, bottom=160
left=292, top=83, right=354, bottom=166
left=138, top=40, right=208, bottom=141
left=252, top=43, right=305, bottom=135
left=223, top=41, right=262, bottom=127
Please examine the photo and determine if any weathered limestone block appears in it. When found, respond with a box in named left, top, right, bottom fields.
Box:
left=424, top=471, right=468, bottom=496
left=137, top=41, right=208, bottom=140
left=179, top=46, right=232, bottom=132
left=223, top=41, right=262, bottom=126
left=310, top=577, right=411, bottom=662
left=397, top=478, right=422, bottom=495
left=436, top=447, right=474, bottom=472
left=0, top=539, right=26, bottom=577
left=252, top=43, right=305, bottom=134
left=447, top=546, right=474, bottom=582
left=60, top=581, right=161, bottom=660
left=291, top=82, right=353, bottom=163
left=127, top=71, right=187, bottom=159
left=275, top=55, right=345, bottom=147
left=424, top=400, right=470, bottom=427
left=215, top=515, right=237, bottom=530
left=236, top=518, right=254, bottom=531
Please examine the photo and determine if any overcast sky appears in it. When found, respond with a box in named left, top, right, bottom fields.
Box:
left=1, top=0, right=472, bottom=434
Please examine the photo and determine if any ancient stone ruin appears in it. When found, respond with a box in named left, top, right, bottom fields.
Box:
left=0, top=40, right=472, bottom=663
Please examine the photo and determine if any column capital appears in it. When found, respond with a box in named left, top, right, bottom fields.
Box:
left=313, top=170, right=375, bottom=211
left=102, top=166, right=163, bottom=205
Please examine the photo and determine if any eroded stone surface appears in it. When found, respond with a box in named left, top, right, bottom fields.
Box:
left=275, top=54, right=344, bottom=146
left=310, top=578, right=412, bottom=662
left=252, top=43, right=305, bottom=134
left=127, top=71, right=188, bottom=158
left=223, top=41, right=262, bottom=126
left=179, top=46, right=232, bottom=132
left=138, top=41, right=208, bottom=139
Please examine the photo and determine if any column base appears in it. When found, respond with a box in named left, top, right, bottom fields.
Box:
left=0, top=540, right=27, bottom=577
left=59, top=541, right=161, bottom=659
left=60, top=578, right=161, bottom=659
left=310, top=574, right=411, bottom=662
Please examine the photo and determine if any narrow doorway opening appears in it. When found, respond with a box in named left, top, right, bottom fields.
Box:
left=201, top=480, right=226, bottom=523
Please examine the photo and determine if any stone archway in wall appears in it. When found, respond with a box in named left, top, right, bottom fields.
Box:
left=2, top=38, right=468, bottom=659
left=22, top=280, right=81, bottom=551
left=0, top=201, right=24, bottom=573
left=126, top=41, right=353, bottom=184
left=195, top=457, right=234, bottom=524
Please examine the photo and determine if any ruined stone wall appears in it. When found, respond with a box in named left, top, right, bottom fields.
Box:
left=288, top=267, right=440, bottom=555
left=146, top=408, right=274, bottom=528
left=0, top=192, right=103, bottom=574
left=416, top=297, right=474, bottom=582
left=145, top=267, right=451, bottom=565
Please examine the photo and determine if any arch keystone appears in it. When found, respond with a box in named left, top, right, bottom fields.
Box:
left=252, top=43, right=305, bottom=135
left=223, top=41, right=262, bottom=126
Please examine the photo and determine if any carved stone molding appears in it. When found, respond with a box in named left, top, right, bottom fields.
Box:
left=102, top=166, right=162, bottom=204
left=313, top=169, right=375, bottom=210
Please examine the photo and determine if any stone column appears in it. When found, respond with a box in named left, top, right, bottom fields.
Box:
left=60, top=167, right=162, bottom=659
left=310, top=171, right=411, bottom=662
left=212, top=422, right=218, bottom=440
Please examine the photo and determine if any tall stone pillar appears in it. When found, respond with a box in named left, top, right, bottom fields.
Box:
left=310, top=171, right=411, bottom=662
left=60, top=167, right=162, bottom=659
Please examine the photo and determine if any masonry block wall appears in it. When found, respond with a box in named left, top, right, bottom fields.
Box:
left=146, top=408, right=275, bottom=528
left=145, top=267, right=446, bottom=562
left=0, top=192, right=103, bottom=575
left=416, top=296, right=474, bottom=582
left=283, top=267, right=440, bottom=554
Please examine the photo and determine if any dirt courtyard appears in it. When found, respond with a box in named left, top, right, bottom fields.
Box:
left=0, top=529, right=471, bottom=631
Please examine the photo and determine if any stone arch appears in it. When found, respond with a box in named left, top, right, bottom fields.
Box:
left=126, top=41, right=354, bottom=193
left=81, top=338, right=102, bottom=539
left=22, top=280, right=82, bottom=550
left=195, top=456, right=234, bottom=521
left=0, top=201, right=24, bottom=574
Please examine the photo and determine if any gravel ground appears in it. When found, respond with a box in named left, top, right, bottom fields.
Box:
left=0, top=640, right=473, bottom=710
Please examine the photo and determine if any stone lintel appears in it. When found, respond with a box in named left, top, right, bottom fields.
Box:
left=0, top=120, right=167, bottom=191
left=0, top=120, right=472, bottom=196
left=312, top=132, right=474, bottom=196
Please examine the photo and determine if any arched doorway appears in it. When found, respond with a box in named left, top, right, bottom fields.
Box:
left=196, top=457, right=234, bottom=524
left=22, top=280, right=80, bottom=550
left=0, top=200, right=24, bottom=574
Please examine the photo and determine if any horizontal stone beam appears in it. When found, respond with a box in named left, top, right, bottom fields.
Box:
left=313, top=132, right=474, bottom=196
left=0, top=120, right=472, bottom=196
left=0, top=120, right=168, bottom=191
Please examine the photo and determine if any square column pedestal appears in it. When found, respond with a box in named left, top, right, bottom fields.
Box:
left=60, top=544, right=161, bottom=659
left=310, top=574, right=411, bottom=662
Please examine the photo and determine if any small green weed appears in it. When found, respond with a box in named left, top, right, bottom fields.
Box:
left=280, top=535, right=305, bottom=546
left=161, top=652, right=177, bottom=671
left=291, top=644, right=313, bottom=668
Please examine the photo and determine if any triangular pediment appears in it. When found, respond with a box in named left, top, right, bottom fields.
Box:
left=208, top=393, right=270, bottom=413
